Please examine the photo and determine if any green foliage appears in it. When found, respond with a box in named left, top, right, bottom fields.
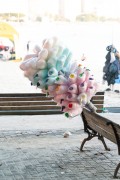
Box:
left=76, top=13, right=120, bottom=22
left=76, top=13, right=98, bottom=22
left=0, top=13, right=25, bottom=22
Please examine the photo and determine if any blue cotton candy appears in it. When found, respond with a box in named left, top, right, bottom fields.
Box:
left=45, top=76, right=57, bottom=85
left=63, top=52, right=72, bottom=69
left=56, top=55, right=67, bottom=71
left=55, top=75, right=68, bottom=85
left=33, top=78, right=47, bottom=88
left=34, top=69, right=48, bottom=80
left=48, top=67, right=58, bottom=77
left=47, top=57, right=57, bottom=69
left=56, top=45, right=64, bottom=58
left=62, top=48, right=70, bottom=57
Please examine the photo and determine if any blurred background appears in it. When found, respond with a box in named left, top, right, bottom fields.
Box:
left=0, top=0, right=120, bottom=92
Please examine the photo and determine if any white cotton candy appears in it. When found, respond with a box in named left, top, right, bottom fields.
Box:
left=110, top=52, right=116, bottom=63
left=38, top=49, right=48, bottom=60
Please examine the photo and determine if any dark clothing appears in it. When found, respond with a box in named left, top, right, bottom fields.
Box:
left=103, top=51, right=119, bottom=86
left=106, top=45, right=117, bottom=53
left=27, top=42, right=29, bottom=52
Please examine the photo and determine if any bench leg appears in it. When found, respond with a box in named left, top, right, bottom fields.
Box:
left=80, top=134, right=110, bottom=152
left=114, top=163, right=120, bottom=178
left=98, top=135, right=110, bottom=151
left=80, top=134, right=96, bottom=151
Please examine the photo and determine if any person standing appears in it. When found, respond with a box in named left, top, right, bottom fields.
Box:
left=103, top=45, right=119, bottom=92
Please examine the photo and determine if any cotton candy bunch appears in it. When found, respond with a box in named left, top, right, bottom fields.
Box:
left=20, top=37, right=99, bottom=118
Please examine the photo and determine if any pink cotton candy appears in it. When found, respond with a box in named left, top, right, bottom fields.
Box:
left=48, top=91, right=56, bottom=96
left=60, top=100, right=70, bottom=108
left=60, top=100, right=70, bottom=112
left=85, top=69, right=91, bottom=81
left=54, top=93, right=67, bottom=102
left=55, top=85, right=68, bottom=94
left=47, top=85, right=58, bottom=96
left=20, top=58, right=31, bottom=71
left=78, top=82, right=87, bottom=93
left=33, top=45, right=41, bottom=55
left=43, top=38, right=54, bottom=50
left=23, top=54, right=38, bottom=61
left=86, top=87, right=96, bottom=100
left=68, top=73, right=77, bottom=84
left=68, top=84, right=78, bottom=94
left=64, top=107, right=83, bottom=118
left=66, top=93, right=78, bottom=102
left=77, top=72, right=86, bottom=84
left=93, top=81, right=100, bottom=92
left=36, top=59, right=47, bottom=69
left=61, top=106, right=68, bottom=112
left=27, top=58, right=39, bottom=69
left=24, top=68, right=38, bottom=78
left=77, top=93, right=88, bottom=106
left=38, top=49, right=48, bottom=60
left=68, top=102, right=81, bottom=110
left=77, top=65, right=85, bottom=74
left=48, top=84, right=57, bottom=92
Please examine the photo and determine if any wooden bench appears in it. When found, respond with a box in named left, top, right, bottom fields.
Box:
left=81, top=107, right=120, bottom=178
left=0, top=93, right=63, bottom=115
left=0, top=91, right=104, bottom=115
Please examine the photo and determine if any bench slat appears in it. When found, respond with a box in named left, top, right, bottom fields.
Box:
left=0, top=96, right=53, bottom=101
left=91, top=96, right=104, bottom=101
left=91, top=100, right=104, bottom=104
left=96, top=109, right=104, bottom=113
left=0, top=93, right=46, bottom=97
left=0, top=101, right=57, bottom=106
left=83, top=108, right=120, bottom=134
left=91, top=92, right=104, bottom=113
left=86, top=120, right=117, bottom=144
left=95, top=92, right=104, bottom=95
left=0, top=110, right=63, bottom=115
left=0, top=105, right=61, bottom=111
left=93, top=104, right=104, bottom=109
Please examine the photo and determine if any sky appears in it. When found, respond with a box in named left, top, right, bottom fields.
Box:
left=93, top=0, right=120, bottom=17
left=30, top=0, right=81, bottom=19
left=0, top=0, right=28, bottom=13
left=0, top=0, right=120, bottom=19
left=28, top=0, right=120, bottom=19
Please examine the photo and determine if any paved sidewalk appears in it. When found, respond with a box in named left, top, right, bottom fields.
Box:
left=0, top=113, right=119, bottom=136
left=0, top=114, right=119, bottom=180
left=0, top=114, right=81, bottom=136
left=0, top=130, right=119, bottom=180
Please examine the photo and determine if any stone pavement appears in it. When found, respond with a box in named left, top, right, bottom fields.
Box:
left=0, top=114, right=119, bottom=180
